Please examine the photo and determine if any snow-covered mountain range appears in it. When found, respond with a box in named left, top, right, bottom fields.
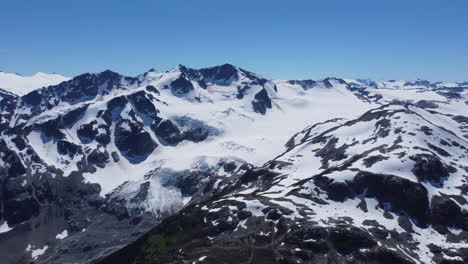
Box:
left=0, top=65, right=467, bottom=264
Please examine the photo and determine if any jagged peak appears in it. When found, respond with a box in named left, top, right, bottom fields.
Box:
left=96, top=69, right=121, bottom=77
left=201, top=63, right=238, bottom=71
left=67, top=70, right=123, bottom=83
left=166, top=64, right=262, bottom=86
left=175, top=63, right=237, bottom=71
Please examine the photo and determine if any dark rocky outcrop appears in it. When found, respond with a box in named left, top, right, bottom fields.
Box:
left=87, top=148, right=110, bottom=168
left=350, top=172, right=430, bottom=226
left=252, top=88, right=272, bottom=114
left=198, top=64, right=239, bottom=85
left=410, top=154, right=452, bottom=185
left=329, top=226, right=377, bottom=254
left=453, top=115, right=468, bottom=124
left=431, top=195, right=467, bottom=231
left=127, top=91, right=158, bottom=119
left=57, top=140, right=82, bottom=157
left=169, top=76, right=194, bottom=95
left=114, top=119, right=157, bottom=163
left=152, top=119, right=183, bottom=145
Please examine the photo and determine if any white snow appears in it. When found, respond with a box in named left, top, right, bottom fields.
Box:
left=32, top=245, right=48, bottom=259
left=0, top=71, right=70, bottom=95
left=26, top=244, right=49, bottom=259
left=48, top=71, right=373, bottom=211
left=110, top=178, right=184, bottom=216
left=0, top=221, right=12, bottom=233
left=55, top=230, right=68, bottom=240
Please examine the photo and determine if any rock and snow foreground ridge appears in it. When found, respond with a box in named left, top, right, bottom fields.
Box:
left=0, top=64, right=467, bottom=263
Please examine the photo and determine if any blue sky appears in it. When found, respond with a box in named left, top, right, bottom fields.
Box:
left=1, top=0, right=467, bottom=81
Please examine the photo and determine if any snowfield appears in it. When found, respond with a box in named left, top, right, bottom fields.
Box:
left=0, top=71, right=70, bottom=96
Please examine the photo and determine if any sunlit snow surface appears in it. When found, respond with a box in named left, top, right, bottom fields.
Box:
left=0, top=221, right=12, bottom=233
left=0, top=72, right=70, bottom=95
left=26, top=244, right=49, bottom=259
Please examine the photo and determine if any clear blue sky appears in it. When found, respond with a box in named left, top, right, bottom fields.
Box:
left=1, top=0, right=467, bottom=81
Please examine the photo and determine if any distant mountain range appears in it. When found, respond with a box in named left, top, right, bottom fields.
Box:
left=1, top=64, right=467, bottom=264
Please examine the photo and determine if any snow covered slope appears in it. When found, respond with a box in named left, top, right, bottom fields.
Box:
left=2, top=65, right=373, bottom=200
left=0, top=71, right=70, bottom=96
left=104, top=102, right=468, bottom=264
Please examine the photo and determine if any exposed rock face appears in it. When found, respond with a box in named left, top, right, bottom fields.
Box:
left=198, top=64, right=239, bottom=85
left=410, top=154, right=453, bottom=185
left=152, top=117, right=214, bottom=145
left=351, top=172, right=430, bottom=226
left=287, top=79, right=317, bottom=89
left=87, top=148, right=110, bottom=168
left=152, top=119, right=183, bottom=145
left=57, top=140, right=82, bottom=157
left=453, top=115, right=468, bottom=124
left=169, top=76, right=194, bottom=95
left=251, top=88, right=272, bottom=114
left=415, top=100, right=439, bottom=109
left=77, top=121, right=99, bottom=143
left=430, top=195, right=467, bottom=231
left=114, top=119, right=157, bottom=163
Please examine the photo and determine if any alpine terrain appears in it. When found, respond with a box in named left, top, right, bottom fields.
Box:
left=1, top=64, right=468, bottom=264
